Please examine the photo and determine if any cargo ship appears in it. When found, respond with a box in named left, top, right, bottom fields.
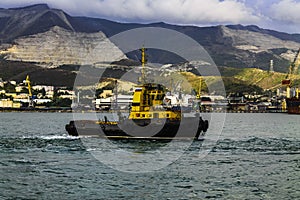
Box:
left=286, top=97, right=300, bottom=114
left=65, top=47, right=209, bottom=140
left=282, top=48, right=300, bottom=114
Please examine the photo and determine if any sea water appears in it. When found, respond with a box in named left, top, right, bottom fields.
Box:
left=0, top=112, right=299, bottom=199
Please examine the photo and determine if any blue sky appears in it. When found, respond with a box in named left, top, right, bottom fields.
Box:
left=1, top=0, right=300, bottom=33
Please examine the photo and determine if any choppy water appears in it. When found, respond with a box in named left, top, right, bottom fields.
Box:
left=0, top=112, right=299, bottom=199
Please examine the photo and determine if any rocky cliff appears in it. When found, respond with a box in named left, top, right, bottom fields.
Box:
left=0, top=26, right=126, bottom=67
left=210, top=26, right=300, bottom=69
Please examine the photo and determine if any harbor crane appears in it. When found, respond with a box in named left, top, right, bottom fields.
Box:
left=281, top=48, right=300, bottom=110
left=282, top=48, right=300, bottom=98
left=24, top=75, right=34, bottom=107
left=196, top=77, right=202, bottom=99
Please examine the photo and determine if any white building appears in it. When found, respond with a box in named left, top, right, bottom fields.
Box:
left=33, top=99, right=52, bottom=104
left=57, top=89, right=75, bottom=95
left=95, top=94, right=133, bottom=110
left=9, top=81, right=17, bottom=86
left=32, top=85, right=54, bottom=92
left=59, top=94, right=75, bottom=99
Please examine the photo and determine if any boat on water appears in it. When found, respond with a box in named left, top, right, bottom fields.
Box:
left=65, top=47, right=209, bottom=140
left=66, top=83, right=209, bottom=140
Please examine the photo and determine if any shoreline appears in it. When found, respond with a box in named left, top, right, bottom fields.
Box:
left=0, top=107, right=289, bottom=114
left=0, top=107, right=72, bottom=113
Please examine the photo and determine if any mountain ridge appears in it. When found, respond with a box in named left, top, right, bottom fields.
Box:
left=0, top=4, right=299, bottom=72
left=227, top=24, right=300, bottom=43
left=0, top=4, right=300, bottom=92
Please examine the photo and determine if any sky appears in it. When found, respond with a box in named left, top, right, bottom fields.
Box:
left=1, top=0, right=300, bottom=33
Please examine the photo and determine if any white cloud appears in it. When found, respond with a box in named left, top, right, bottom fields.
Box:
left=0, top=0, right=260, bottom=25
left=270, top=0, right=300, bottom=24
left=2, top=0, right=300, bottom=33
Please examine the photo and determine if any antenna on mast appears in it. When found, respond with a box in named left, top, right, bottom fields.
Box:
left=140, top=46, right=147, bottom=84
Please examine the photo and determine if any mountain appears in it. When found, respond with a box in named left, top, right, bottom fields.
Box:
left=1, top=4, right=300, bottom=70
left=0, top=4, right=74, bottom=42
left=0, top=26, right=126, bottom=67
left=0, top=4, right=300, bottom=90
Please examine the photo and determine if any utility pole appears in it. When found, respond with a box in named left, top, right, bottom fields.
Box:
left=269, top=59, right=274, bottom=73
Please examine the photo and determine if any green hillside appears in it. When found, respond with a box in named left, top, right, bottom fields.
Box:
left=233, top=68, right=286, bottom=90
left=97, top=67, right=300, bottom=96
left=2, top=56, right=299, bottom=96
left=179, top=67, right=300, bottom=95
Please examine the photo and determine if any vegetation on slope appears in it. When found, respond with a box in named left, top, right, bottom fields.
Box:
left=219, top=66, right=300, bottom=92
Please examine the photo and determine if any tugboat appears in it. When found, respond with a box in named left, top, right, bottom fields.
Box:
left=66, top=48, right=209, bottom=140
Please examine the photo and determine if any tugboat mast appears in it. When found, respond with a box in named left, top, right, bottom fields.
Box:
left=141, top=47, right=146, bottom=84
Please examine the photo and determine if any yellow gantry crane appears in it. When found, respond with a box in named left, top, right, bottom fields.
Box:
left=24, top=75, right=34, bottom=107
left=282, top=48, right=300, bottom=98
left=25, top=75, right=32, bottom=97
left=196, top=77, right=202, bottom=99
left=281, top=48, right=300, bottom=110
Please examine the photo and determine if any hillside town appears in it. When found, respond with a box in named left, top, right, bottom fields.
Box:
left=0, top=76, right=73, bottom=110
